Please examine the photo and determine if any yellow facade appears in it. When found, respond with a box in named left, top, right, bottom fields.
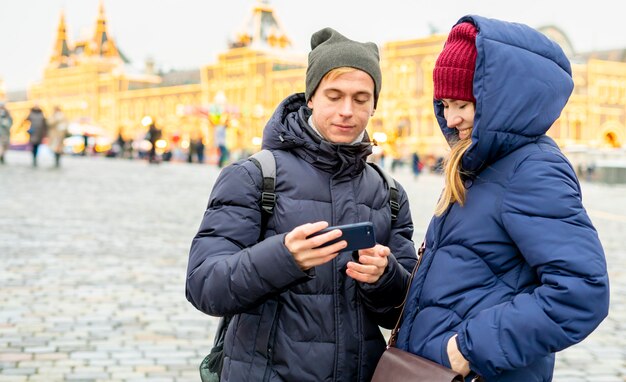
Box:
left=566, top=59, right=626, bottom=148
left=201, top=47, right=305, bottom=152
left=3, top=1, right=625, bottom=159
left=0, top=77, right=5, bottom=101
left=376, top=34, right=449, bottom=160
left=377, top=29, right=626, bottom=160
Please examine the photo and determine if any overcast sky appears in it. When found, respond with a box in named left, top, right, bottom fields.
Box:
left=1, top=0, right=624, bottom=92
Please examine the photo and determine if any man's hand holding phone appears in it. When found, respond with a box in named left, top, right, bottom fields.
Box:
left=346, top=245, right=390, bottom=284
left=285, top=221, right=346, bottom=271
left=285, top=221, right=389, bottom=282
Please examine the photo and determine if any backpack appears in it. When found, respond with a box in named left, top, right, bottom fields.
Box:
left=199, top=149, right=400, bottom=382
left=248, top=149, right=399, bottom=221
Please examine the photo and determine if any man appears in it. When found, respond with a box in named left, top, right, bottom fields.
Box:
left=0, top=102, right=12, bottom=164
left=186, top=27, right=417, bottom=382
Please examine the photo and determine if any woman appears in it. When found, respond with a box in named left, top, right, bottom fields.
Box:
left=396, top=16, right=610, bottom=381
left=48, top=106, right=68, bottom=167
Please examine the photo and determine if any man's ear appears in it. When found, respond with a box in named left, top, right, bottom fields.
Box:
left=371, top=109, right=376, bottom=117
left=307, top=98, right=313, bottom=109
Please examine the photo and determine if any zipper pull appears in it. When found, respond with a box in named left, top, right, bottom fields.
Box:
left=418, top=241, right=425, bottom=257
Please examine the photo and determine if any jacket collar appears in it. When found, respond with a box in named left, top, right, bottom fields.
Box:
left=262, top=93, right=373, bottom=178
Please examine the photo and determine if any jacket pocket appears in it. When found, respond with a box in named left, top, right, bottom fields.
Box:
left=440, top=332, right=456, bottom=369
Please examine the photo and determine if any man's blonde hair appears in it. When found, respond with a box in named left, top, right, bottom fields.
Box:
left=324, top=67, right=357, bottom=81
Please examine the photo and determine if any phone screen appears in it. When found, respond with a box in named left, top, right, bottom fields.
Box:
left=308, top=222, right=376, bottom=253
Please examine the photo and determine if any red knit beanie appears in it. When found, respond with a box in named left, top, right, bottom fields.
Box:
left=433, top=22, right=478, bottom=102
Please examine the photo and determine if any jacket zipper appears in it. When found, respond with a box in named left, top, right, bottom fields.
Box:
left=331, top=176, right=339, bottom=381
left=332, top=255, right=339, bottom=381
left=263, top=303, right=283, bottom=382
left=355, top=292, right=362, bottom=381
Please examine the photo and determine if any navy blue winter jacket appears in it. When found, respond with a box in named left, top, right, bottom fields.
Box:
left=186, top=93, right=417, bottom=381
left=396, top=16, right=610, bottom=382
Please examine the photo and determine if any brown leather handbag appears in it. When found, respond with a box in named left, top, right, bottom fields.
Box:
left=371, top=242, right=465, bottom=382
left=371, top=346, right=464, bottom=382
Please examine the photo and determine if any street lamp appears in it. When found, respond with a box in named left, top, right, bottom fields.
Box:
left=373, top=132, right=388, bottom=143
left=141, top=115, right=153, bottom=127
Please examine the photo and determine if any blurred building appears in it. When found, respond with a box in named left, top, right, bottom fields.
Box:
left=200, top=0, right=305, bottom=153
left=4, top=1, right=305, bottom=155
left=378, top=26, right=626, bottom=160
left=0, top=77, right=5, bottom=101
left=3, top=0, right=625, bottom=158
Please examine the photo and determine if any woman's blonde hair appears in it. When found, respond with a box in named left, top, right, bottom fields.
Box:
left=434, top=131, right=473, bottom=216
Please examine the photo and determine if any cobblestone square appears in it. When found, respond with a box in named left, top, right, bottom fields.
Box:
left=1, top=150, right=624, bottom=381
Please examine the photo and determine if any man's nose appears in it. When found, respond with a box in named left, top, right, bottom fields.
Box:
left=339, top=99, right=354, bottom=116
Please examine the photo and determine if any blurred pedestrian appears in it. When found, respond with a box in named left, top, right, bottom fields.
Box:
left=23, top=103, right=47, bottom=167
left=411, top=151, right=422, bottom=178
left=127, top=138, right=134, bottom=160
left=48, top=106, right=68, bottom=168
left=186, top=138, right=195, bottom=163
left=115, top=128, right=126, bottom=158
left=586, top=162, right=596, bottom=182
left=187, top=132, right=204, bottom=164
left=0, top=101, right=12, bottom=164
left=170, top=132, right=184, bottom=161
left=195, top=137, right=205, bottom=163
left=390, top=152, right=403, bottom=172
left=81, top=132, right=89, bottom=156
left=214, top=123, right=228, bottom=167
left=147, top=119, right=161, bottom=164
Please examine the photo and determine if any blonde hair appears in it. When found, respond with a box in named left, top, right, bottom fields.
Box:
left=324, top=67, right=358, bottom=81
left=434, top=132, right=473, bottom=216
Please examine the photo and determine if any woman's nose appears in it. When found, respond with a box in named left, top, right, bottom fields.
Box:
left=447, top=115, right=463, bottom=128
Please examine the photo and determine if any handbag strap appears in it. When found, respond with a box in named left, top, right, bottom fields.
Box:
left=388, top=240, right=425, bottom=348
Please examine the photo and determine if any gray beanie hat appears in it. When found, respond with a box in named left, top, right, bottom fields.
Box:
left=306, top=27, right=382, bottom=108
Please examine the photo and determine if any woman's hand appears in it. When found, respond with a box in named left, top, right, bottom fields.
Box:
left=447, top=335, right=471, bottom=376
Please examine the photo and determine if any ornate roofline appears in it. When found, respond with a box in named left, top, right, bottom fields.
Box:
left=230, top=0, right=292, bottom=50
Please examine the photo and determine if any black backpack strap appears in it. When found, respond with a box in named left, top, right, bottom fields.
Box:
left=367, top=162, right=399, bottom=223
left=249, top=149, right=277, bottom=214
left=201, top=314, right=232, bottom=380
left=212, top=315, right=232, bottom=347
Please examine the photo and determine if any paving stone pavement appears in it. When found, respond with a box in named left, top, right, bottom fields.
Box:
left=0, top=149, right=624, bottom=381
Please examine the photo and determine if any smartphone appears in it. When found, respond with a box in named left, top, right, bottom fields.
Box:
left=308, top=222, right=376, bottom=253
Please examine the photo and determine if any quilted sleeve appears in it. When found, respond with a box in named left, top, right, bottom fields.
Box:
left=185, top=162, right=313, bottom=316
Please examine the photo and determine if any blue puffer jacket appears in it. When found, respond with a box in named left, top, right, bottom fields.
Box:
left=186, top=93, right=417, bottom=381
left=396, top=15, right=610, bottom=382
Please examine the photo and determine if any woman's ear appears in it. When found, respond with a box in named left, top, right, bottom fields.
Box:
left=371, top=109, right=376, bottom=117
